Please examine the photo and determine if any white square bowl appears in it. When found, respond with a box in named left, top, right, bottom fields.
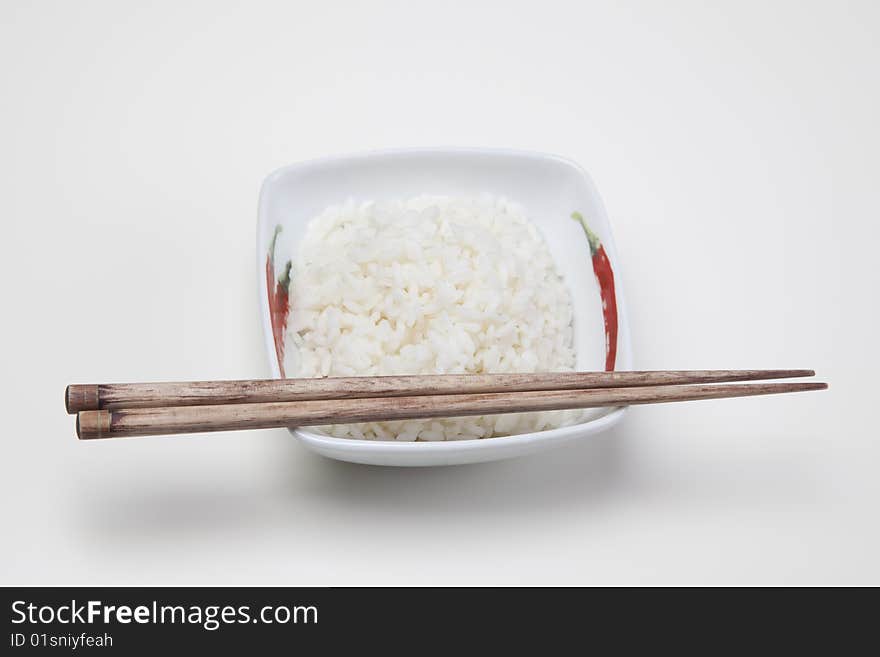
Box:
left=257, top=148, right=632, bottom=466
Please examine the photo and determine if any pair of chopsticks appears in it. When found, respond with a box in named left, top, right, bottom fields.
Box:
left=66, top=369, right=826, bottom=440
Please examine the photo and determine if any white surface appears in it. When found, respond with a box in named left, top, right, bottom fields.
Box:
left=258, top=148, right=632, bottom=465
left=1, top=0, right=877, bottom=584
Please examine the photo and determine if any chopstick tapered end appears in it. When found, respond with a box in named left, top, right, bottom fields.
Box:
left=783, top=381, right=827, bottom=393
left=777, top=381, right=827, bottom=393
left=77, top=410, right=111, bottom=440
left=66, top=384, right=100, bottom=414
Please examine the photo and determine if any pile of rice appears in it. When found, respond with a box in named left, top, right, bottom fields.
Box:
left=285, top=194, right=585, bottom=440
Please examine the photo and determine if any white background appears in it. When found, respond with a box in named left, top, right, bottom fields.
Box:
left=2, top=0, right=877, bottom=585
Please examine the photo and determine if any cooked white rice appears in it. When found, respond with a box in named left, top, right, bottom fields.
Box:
left=285, top=194, right=585, bottom=440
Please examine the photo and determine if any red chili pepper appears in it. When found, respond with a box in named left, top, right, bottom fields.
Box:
left=572, top=212, right=618, bottom=371
left=266, top=225, right=292, bottom=377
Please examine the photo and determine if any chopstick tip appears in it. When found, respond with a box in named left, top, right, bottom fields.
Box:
left=76, top=410, right=111, bottom=440
left=65, top=384, right=100, bottom=414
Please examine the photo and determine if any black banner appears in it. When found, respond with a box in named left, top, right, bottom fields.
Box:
left=1, top=586, right=869, bottom=652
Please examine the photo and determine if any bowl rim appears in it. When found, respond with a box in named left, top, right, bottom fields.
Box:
left=256, top=146, right=632, bottom=452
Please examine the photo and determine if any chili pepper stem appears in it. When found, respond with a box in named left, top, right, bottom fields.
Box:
left=268, top=225, right=283, bottom=266
left=571, top=211, right=600, bottom=256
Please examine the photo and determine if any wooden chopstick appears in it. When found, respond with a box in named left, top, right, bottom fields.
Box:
left=76, top=381, right=827, bottom=440
left=65, top=369, right=815, bottom=414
